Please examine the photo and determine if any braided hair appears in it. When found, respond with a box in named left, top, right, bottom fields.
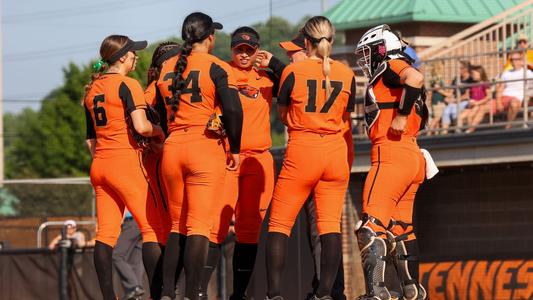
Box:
left=147, top=41, right=180, bottom=84
left=169, top=12, right=216, bottom=121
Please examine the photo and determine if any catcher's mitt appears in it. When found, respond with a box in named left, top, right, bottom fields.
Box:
left=127, top=105, right=161, bottom=150
left=206, top=113, right=226, bottom=137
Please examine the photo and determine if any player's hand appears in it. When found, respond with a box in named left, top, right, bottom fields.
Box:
left=390, top=114, right=408, bottom=135
left=255, top=50, right=273, bottom=68
left=226, top=153, right=240, bottom=171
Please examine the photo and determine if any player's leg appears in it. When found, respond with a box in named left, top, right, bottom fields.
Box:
left=160, top=141, right=187, bottom=298
left=93, top=183, right=125, bottom=300
left=357, top=145, right=416, bottom=300
left=266, top=143, right=321, bottom=298
left=312, top=142, right=349, bottom=298
left=389, top=154, right=426, bottom=300
left=182, top=138, right=226, bottom=300
left=199, top=162, right=240, bottom=299
left=231, top=151, right=275, bottom=299
left=109, top=152, right=165, bottom=300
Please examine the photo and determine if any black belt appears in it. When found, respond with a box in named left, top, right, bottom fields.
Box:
left=377, top=102, right=399, bottom=109
left=124, top=216, right=134, bottom=221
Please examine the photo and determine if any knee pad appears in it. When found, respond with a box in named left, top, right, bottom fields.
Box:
left=355, top=214, right=391, bottom=300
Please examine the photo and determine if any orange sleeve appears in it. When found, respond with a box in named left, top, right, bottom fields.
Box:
left=120, top=79, right=147, bottom=113
left=388, top=59, right=411, bottom=77
left=144, top=81, right=157, bottom=106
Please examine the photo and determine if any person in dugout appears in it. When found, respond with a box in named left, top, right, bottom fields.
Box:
left=354, top=24, right=438, bottom=300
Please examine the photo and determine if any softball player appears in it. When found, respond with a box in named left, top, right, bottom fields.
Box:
left=354, top=24, right=428, bottom=300
left=265, top=16, right=356, bottom=300
left=84, top=35, right=166, bottom=300
left=196, top=26, right=287, bottom=300
left=155, top=12, right=243, bottom=300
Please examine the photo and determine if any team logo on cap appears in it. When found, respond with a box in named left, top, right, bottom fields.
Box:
left=241, top=34, right=251, bottom=40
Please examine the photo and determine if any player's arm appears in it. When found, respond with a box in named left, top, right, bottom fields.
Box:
left=84, top=104, right=96, bottom=157
left=120, top=82, right=165, bottom=141
left=344, top=76, right=356, bottom=168
left=210, top=63, right=243, bottom=155
left=277, top=71, right=295, bottom=125
left=391, top=64, right=424, bottom=135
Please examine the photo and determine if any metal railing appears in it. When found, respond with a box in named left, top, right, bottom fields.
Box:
left=419, top=0, right=533, bottom=60
left=36, top=220, right=96, bottom=248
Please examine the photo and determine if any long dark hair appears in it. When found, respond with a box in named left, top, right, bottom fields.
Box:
left=169, top=12, right=216, bottom=121
left=147, top=41, right=180, bottom=84
left=83, top=35, right=129, bottom=102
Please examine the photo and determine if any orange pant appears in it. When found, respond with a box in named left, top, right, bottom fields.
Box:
left=269, top=132, right=349, bottom=236
left=161, top=128, right=226, bottom=237
left=210, top=150, right=275, bottom=244
left=362, top=139, right=425, bottom=240
left=143, top=151, right=172, bottom=244
left=91, top=149, right=163, bottom=247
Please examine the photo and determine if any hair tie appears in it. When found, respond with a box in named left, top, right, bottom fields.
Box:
left=93, top=59, right=106, bottom=72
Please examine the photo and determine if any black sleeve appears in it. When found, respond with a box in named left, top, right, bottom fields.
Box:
left=210, top=63, right=243, bottom=154
left=398, top=85, right=423, bottom=115
left=381, top=64, right=403, bottom=89
left=347, top=76, right=356, bottom=112
left=277, top=72, right=295, bottom=106
left=119, top=82, right=137, bottom=114
left=266, top=70, right=280, bottom=97
left=84, top=105, right=96, bottom=139
left=268, top=56, right=287, bottom=78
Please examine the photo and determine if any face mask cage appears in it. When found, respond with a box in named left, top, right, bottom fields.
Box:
left=355, top=44, right=372, bottom=78
left=355, top=40, right=386, bottom=78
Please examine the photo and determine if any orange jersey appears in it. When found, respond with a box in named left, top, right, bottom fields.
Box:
left=230, top=62, right=274, bottom=151
left=84, top=73, right=146, bottom=152
left=367, top=59, right=422, bottom=143
left=278, top=59, right=356, bottom=135
left=157, top=52, right=237, bottom=134
left=144, top=81, right=157, bottom=106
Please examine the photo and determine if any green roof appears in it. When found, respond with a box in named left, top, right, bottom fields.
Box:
left=325, top=0, right=527, bottom=30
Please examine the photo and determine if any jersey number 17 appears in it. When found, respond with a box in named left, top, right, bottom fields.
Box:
left=305, top=80, right=343, bottom=113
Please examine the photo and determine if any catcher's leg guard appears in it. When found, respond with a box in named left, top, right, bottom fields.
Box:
left=355, top=215, right=391, bottom=300
left=387, top=220, right=427, bottom=300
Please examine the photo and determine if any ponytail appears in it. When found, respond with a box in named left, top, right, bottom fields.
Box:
left=82, top=60, right=108, bottom=104
left=302, top=16, right=335, bottom=99
left=317, top=38, right=332, bottom=98
left=168, top=42, right=193, bottom=121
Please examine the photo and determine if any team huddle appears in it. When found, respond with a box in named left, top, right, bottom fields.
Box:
left=83, top=11, right=431, bottom=300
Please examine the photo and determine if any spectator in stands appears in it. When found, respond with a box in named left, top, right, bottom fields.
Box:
left=458, top=65, right=492, bottom=133
left=503, top=34, right=533, bottom=72
left=496, top=52, right=533, bottom=128
left=428, top=61, right=452, bottom=135
left=48, top=220, right=86, bottom=249
left=441, top=60, right=474, bottom=134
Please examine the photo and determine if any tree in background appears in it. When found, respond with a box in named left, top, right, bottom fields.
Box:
left=3, top=16, right=304, bottom=216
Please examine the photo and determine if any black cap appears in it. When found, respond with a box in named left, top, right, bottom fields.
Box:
left=279, top=33, right=305, bottom=51
left=184, top=12, right=223, bottom=43
left=107, top=38, right=148, bottom=64
left=231, top=32, right=259, bottom=48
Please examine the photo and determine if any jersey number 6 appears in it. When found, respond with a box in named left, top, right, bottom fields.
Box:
left=305, top=80, right=343, bottom=113
left=93, top=94, right=108, bottom=126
